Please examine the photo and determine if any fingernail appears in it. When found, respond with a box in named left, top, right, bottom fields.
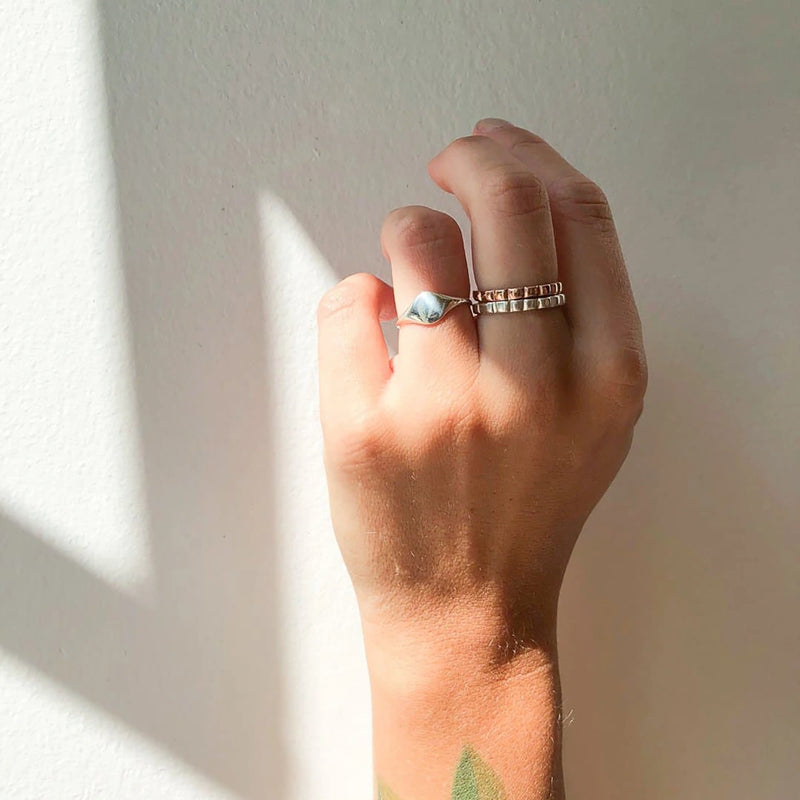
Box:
left=474, top=117, right=512, bottom=132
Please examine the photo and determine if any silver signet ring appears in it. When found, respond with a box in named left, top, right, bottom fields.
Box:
left=396, top=291, right=470, bottom=327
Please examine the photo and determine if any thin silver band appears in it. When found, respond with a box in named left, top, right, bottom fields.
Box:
left=472, top=293, right=566, bottom=316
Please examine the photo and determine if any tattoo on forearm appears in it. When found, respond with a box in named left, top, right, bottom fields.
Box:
left=377, top=781, right=402, bottom=800
left=377, top=745, right=506, bottom=800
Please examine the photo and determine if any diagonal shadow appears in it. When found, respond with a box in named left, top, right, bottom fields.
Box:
left=0, top=510, right=283, bottom=797
left=2, top=1, right=447, bottom=793
left=4, top=1, right=797, bottom=798
left=4, top=1, right=294, bottom=796
left=3, top=0, right=287, bottom=793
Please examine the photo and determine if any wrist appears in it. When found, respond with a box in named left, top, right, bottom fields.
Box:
left=358, top=585, right=559, bottom=680
left=359, top=585, right=561, bottom=729
left=361, top=595, right=564, bottom=799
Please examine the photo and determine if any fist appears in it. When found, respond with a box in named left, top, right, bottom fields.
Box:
left=317, top=120, right=646, bottom=653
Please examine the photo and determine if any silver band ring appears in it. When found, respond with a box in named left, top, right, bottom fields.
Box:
left=472, top=282, right=562, bottom=303
left=472, top=293, right=566, bottom=316
left=396, top=291, right=471, bottom=327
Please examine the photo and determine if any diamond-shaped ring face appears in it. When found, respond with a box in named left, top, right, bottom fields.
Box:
left=397, top=291, right=470, bottom=326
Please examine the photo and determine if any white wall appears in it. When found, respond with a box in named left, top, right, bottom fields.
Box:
left=1, top=1, right=798, bottom=798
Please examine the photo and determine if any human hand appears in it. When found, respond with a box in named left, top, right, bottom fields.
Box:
left=318, top=118, right=645, bottom=649
left=317, top=118, right=646, bottom=798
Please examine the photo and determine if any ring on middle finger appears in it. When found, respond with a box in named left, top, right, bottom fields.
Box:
left=471, top=282, right=565, bottom=316
left=471, top=281, right=563, bottom=303
left=472, top=292, right=566, bottom=316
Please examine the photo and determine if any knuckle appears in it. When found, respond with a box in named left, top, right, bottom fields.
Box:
left=547, top=176, right=615, bottom=231
left=384, top=206, right=462, bottom=256
left=595, top=345, right=649, bottom=412
left=484, top=377, right=562, bottom=441
left=440, top=401, right=485, bottom=446
left=317, top=273, right=372, bottom=320
left=508, top=132, right=548, bottom=153
left=481, top=169, right=550, bottom=220
left=485, top=401, right=523, bottom=441
left=399, top=389, right=484, bottom=460
left=317, top=286, right=357, bottom=321
left=325, top=410, right=388, bottom=471
left=446, top=134, right=486, bottom=156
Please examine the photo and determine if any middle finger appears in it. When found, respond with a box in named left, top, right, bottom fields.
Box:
left=428, top=135, right=570, bottom=364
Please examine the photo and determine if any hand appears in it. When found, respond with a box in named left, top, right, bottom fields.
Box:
left=318, top=118, right=645, bottom=647
left=317, top=118, right=647, bottom=799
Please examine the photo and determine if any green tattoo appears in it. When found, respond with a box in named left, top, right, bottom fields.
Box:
left=451, top=745, right=506, bottom=800
left=377, top=745, right=506, bottom=800
left=377, top=780, right=403, bottom=800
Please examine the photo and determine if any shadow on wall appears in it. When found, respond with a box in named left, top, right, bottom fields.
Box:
left=559, top=297, right=799, bottom=798
left=3, top=2, right=292, bottom=796
left=1, top=1, right=798, bottom=799
left=0, top=1, right=431, bottom=794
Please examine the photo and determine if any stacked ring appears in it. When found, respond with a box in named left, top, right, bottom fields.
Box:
left=472, top=292, right=566, bottom=316
left=396, top=282, right=566, bottom=327
left=471, top=281, right=562, bottom=303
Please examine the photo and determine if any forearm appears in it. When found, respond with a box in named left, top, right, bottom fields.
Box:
left=362, top=597, right=565, bottom=800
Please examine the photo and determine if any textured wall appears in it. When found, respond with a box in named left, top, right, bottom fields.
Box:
left=1, top=1, right=798, bottom=798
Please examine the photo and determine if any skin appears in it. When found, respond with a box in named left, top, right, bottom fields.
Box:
left=317, top=118, right=647, bottom=799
